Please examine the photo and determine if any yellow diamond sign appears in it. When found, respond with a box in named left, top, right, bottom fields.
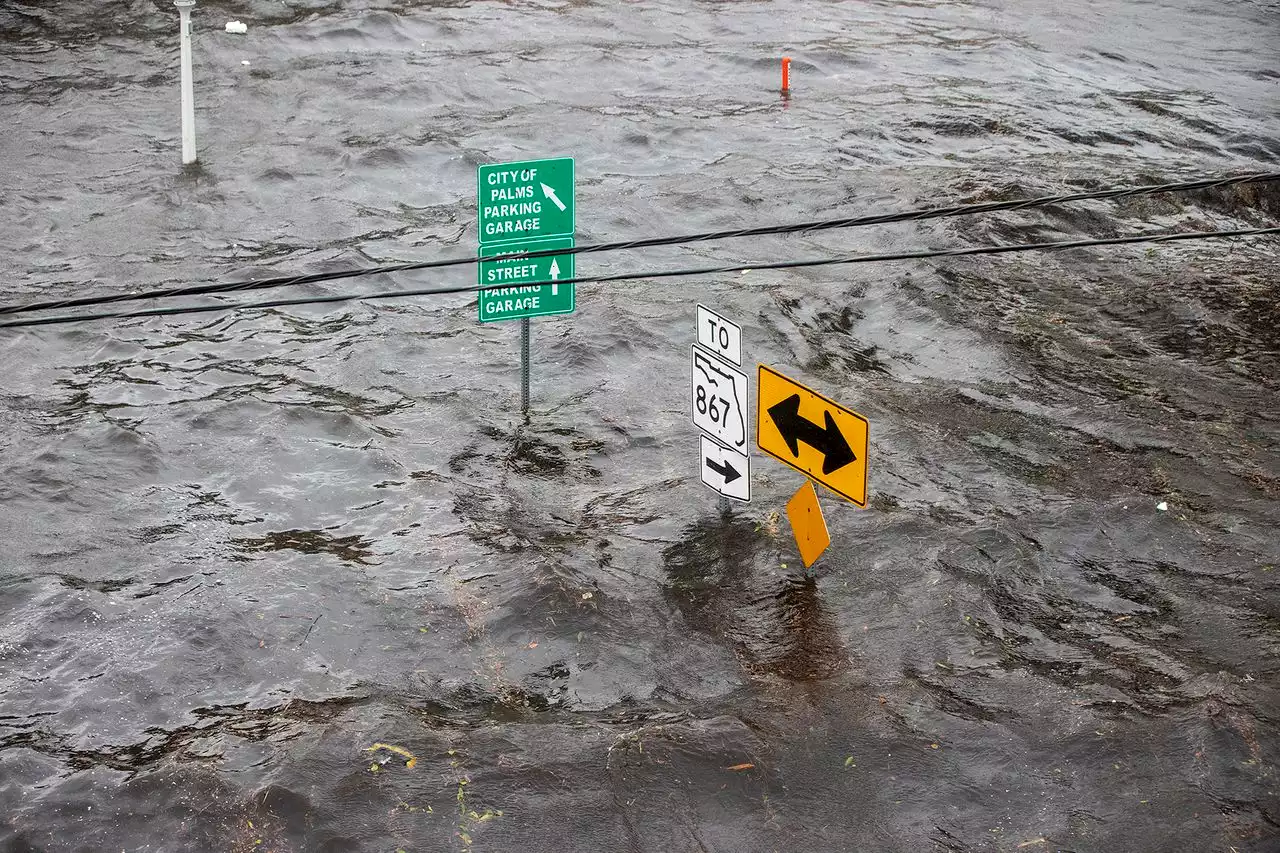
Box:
left=786, top=480, right=831, bottom=568
left=757, top=364, right=870, bottom=507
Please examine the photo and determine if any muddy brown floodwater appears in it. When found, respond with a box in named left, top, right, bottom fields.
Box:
left=1, top=0, right=1278, bottom=851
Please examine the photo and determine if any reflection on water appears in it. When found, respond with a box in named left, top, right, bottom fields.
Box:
left=663, top=513, right=848, bottom=681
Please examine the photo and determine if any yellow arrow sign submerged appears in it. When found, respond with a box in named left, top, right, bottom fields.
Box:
left=757, top=364, right=870, bottom=508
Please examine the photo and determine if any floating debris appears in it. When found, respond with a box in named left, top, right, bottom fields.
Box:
left=366, top=742, right=418, bottom=769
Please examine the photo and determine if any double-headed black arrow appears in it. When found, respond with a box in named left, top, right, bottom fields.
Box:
left=705, top=457, right=741, bottom=484
left=767, top=394, right=856, bottom=475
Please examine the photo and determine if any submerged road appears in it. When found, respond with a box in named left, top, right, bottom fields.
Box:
left=1, top=0, right=1277, bottom=850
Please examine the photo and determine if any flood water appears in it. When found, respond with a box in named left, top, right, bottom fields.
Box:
left=1, top=0, right=1278, bottom=850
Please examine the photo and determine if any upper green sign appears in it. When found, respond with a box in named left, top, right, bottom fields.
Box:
left=477, top=157, right=575, bottom=245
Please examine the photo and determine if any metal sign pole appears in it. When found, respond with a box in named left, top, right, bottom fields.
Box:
left=174, top=0, right=197, bottom=165
left=520, top=317, right=531, bottom=419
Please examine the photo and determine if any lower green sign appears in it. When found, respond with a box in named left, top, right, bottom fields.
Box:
left=477, top=237, right=576, bottom=323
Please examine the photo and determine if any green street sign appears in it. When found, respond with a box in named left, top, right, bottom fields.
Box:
left=477, top=237, right=575, bottom=323
left=477, top=157, right=574, bottom=245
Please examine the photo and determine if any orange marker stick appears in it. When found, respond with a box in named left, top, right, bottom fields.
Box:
left=781, top=56, right=791, bottom=94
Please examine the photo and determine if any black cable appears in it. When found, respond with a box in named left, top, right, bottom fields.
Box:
left=1, top=226, right=1273, bottom=331
left=2, top=171, right=1275, bottom=317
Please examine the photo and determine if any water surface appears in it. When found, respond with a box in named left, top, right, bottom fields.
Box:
left=1, top=1, right=1278, bottom=850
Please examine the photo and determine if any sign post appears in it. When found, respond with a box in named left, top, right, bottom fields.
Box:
left=477, top=157, right=576, bottom=418
left=174, top=0, right=197, bottom=165
left=520, top=318, right=531, bottom=414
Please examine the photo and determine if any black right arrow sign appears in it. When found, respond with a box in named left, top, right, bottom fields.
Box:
left=699, top=435, right=751, bottom=502
left=705, top=456, right=742, bottom=484
left=767, top=394, right=856, bottom=474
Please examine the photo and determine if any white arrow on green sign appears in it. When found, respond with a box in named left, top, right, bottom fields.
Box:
left=477, top=157, right=574, bottom=244
left=477, top=237, right=576, bottom=323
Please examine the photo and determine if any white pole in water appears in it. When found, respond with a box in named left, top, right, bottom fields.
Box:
left=175, top=0, right=197, bottom=164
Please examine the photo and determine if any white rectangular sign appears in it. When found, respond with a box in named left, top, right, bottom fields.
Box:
left=695, top=304, right=742, bottom=365
left=691, top=347, right=748, bottom=451
left=700, top=436, right=750, bottom=502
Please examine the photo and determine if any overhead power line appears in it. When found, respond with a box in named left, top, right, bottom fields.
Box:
left=1, top=171, right=1275, bottom=318
left=1, top=226, right=1274, bottom=331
